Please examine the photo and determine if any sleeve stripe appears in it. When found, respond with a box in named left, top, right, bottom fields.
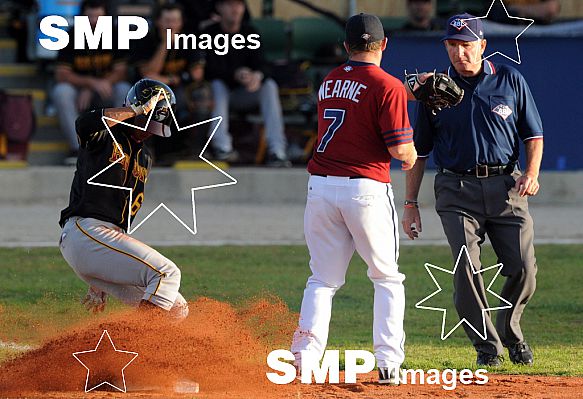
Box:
left=385, top=133, right=413, bottom=146
left=383, top=129, right=413, bottom=139
left=386, top=138, right=413, bottom=147
left=523, top=135, right=544, bottom=142
left=385, top=131, right=413, bottom=141
left=383, top=128, right=413, bottom=137
left=417, top=154, right=430, bottom=158
left=383, top=127, right=413, bottom=135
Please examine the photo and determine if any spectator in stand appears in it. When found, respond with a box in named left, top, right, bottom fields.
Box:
left=202, top=0, right=290, bottom=167
left=402, top=0, right=441, bottom=31
left=7, top=0, right=34, bottom=62
left=173, top=0, right=251, bottom=34
left=53, top=0, right=130, bottom=165
left=132, top=3, right=206, bottom=163
left=489, top=0, right=561, bottom=24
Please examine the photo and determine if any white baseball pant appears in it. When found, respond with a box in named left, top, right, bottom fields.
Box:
left=291, top=175, right=406, bottom=369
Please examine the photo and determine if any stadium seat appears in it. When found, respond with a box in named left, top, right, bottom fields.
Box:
left=251, top=18, right=288, bottom=62
left=290, top=17, right=345, bottom=62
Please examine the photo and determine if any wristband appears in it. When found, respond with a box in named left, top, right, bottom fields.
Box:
left=404, top=200, right=418, bottom=209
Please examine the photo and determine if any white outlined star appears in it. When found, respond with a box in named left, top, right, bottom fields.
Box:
left=72, top=329, right=138, bottom=393
left=462, top=0, right=534, bottom=64
left=415, top=245, right=512, bottom=340
left=88, top=89, right=237, bottom=235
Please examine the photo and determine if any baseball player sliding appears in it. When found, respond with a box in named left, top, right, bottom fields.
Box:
left=290, top=14, right=418, bottom=384
left=59, top=79, right=189, bottom=319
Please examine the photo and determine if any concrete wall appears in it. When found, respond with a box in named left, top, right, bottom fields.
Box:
left=0, top=167, right=581, bottom=206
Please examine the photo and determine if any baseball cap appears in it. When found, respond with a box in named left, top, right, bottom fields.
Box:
left=345, top=13, right=385, bottom=46
left=442, top=13, right=484, bottom=42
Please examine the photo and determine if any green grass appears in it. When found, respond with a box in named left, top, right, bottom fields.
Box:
left=0, top=245, right=582, bottom=376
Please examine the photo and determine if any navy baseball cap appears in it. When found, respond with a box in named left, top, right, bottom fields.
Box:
left=442, top=13, right=484, bottom=42
left=345, top=13, right=385, bottom=46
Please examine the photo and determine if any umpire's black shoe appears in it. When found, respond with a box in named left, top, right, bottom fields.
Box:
left=476, top=351, right=504, bottom=366
left=508, top=342, right=534, bottom=366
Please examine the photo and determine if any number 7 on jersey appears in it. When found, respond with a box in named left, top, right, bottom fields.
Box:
left=317, top=108, right=346, bottom=153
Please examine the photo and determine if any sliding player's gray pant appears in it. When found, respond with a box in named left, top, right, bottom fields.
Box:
left=60, top=216, right=187, bottom=312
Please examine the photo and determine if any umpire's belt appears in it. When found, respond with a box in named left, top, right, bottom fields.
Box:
left=437, top=163, right=516, bottom=178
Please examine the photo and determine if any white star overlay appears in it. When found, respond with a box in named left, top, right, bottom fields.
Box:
left=72, top=329, right=139, bottom=393
left=462, top=0, right=534, bottom=64
left=415, top=245, right=512, bottom=340
left=88, top=88, right=237, bottom=235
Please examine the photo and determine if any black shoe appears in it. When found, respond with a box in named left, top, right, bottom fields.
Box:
left=508, top=342, right=533, bottom=365
left=378, top=367, right=401, bottom=385
left=265, top=152, right=291, bottom=168
left=476, top=351, right=504, bottom=366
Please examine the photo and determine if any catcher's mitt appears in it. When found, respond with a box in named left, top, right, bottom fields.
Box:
left=406, top=72, right=464, bottom=113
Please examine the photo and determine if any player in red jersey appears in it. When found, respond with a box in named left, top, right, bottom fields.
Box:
left=290, top=13, right=417, bottom=385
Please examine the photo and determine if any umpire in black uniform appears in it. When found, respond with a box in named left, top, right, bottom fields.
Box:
left=402, top=14, right=544, bottom=366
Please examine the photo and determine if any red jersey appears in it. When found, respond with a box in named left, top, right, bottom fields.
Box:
left=307, top=60, right=413, bottom=183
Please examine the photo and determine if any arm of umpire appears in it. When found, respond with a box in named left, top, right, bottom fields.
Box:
left=402, top=158, right=426, bottom=240
left=516, top=139, right=543, bottom=197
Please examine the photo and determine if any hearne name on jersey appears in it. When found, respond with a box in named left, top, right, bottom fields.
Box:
left=318, top=79, right=368, bottom=103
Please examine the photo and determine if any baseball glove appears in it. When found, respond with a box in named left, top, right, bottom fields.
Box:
left=405, top=72, right=464, bottom=113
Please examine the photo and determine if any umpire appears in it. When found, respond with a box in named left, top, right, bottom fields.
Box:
left=402, top=14, right=543, bottom=366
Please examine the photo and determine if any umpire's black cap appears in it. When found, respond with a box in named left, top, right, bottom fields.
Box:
left=345, top=13, right=385, bottom=46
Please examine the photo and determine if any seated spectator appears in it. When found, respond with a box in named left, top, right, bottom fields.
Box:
left=203, top=0, right=290, bottom=167
left=172, top=0, right=251, bottom=34
left=133, top=3, right=205, bottom=121
left=402, top=0, right=441, bottom=31
left=132, top=3, right=207, bottom=163
left=490, top=0, right=560, bottom=24
left=53, top=0, right=130, bottom=165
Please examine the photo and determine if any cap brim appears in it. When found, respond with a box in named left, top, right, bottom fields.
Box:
left=134, top=115, right=172, bottom=137
left=441, top=33, right=480, bottom=42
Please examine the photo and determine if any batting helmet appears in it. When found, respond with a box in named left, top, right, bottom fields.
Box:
left=125, top=79, right=176, bottom=137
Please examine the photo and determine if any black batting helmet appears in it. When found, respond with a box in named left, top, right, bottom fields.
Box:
left=125, top=79, right=176, bottom=137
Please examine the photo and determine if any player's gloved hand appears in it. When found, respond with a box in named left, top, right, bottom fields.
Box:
left=81, top=286, right=107, bottom=313
left=402, top=206, right=422, bottom=240
left=405, top=71, right=464, bottom=114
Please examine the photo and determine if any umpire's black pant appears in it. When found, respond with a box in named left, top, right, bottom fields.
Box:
left=434, top=171, right=537, bottom=356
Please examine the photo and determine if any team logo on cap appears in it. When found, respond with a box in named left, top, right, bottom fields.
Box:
left=450, top=18, right=467, bottom=31
left=492, top=104, right=513, bottom=120
left=361, top=33, right=371, bottom=40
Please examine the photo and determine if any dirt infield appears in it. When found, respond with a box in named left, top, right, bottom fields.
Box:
left=0, top=297, right=581, bottom=399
